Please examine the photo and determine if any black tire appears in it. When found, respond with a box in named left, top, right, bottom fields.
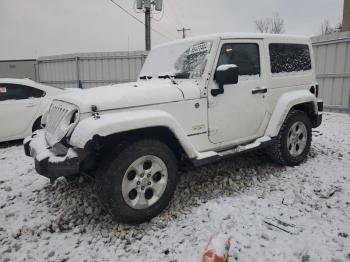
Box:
left=32, top=117, right=42, bottom=132
left=96, top=139, right=178, bottom=224
left=267, top=110, right=312, bottom=166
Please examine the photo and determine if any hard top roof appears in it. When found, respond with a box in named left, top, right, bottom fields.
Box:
left=155, top=32, right=310, bottom=49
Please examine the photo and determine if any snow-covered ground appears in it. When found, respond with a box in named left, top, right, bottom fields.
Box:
left=1, top=112, right=349, bottom=262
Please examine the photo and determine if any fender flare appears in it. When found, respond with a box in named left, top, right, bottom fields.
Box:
left=265, top=90, right=317, bottom=137
left=69, top=109, right=199, bottom=159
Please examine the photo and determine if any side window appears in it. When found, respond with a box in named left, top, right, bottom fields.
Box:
left=217, top=43, right=260, bottom=76
left=0, top=84, right=43, bottom=101
left=269, top=44, right=312, bottom=74
left=26, top=86, right=44, bottom=98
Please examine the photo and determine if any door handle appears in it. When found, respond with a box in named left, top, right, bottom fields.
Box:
left=252, top=87, right=267, bottom=94
left=26, top=103, right=37, bottom=108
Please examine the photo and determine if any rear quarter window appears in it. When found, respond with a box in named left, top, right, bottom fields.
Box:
left=269, top=44, right=312, bottom=74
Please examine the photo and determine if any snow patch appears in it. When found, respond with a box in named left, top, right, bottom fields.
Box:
left=1, top=113, right=350, bottom=261
left=216, top=64, right=238, bottom=71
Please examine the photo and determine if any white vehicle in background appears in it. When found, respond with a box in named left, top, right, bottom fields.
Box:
left=0, top=78, right=65, bottom=142
left=24, top=33, right=323, bottom=224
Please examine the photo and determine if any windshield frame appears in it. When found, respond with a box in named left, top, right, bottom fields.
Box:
left=139, top=39, right=216, bottom=81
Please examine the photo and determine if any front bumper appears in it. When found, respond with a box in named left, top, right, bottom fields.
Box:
left=24, top=130, right=81, bottom=181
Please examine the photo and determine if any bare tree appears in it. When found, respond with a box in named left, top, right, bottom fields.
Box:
left=321, top=19, right=342, bottom=35
left=255, top=19, right=271, bottom=33
left=270, top=12, right=285, bottom=34
left=321, top=19, right=334, bottom=35
left=254, top=12, right=285, bottom=34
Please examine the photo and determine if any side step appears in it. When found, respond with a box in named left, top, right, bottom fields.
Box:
left=192, top=137, right=274, bottom=167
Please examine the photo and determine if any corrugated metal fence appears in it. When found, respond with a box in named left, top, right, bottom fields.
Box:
left=37, top=51, right=148, bottom=89
left=312, top=32, right=350, bottom=113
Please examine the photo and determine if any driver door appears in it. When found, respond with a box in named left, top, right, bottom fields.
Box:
left=208, top=39, right=268, bottom=144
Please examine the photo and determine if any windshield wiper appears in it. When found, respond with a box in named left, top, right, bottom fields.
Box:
left=158, top=74, right=178, bottom=85
left=139, top=75, right=152, bottom=80
left=158, top=74, right=172, bottom=79
left=158, top=72, right=190, bottom=79
left=174, top=72, right=190, bottom=79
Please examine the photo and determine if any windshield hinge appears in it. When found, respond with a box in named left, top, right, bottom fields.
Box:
left=208, top=99, right=218, bottom=108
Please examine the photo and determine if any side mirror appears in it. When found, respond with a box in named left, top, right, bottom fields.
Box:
left=211, top=64, right=239, bottom=96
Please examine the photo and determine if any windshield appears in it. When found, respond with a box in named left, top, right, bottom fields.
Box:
left=139, top=40, right=213, bottom=79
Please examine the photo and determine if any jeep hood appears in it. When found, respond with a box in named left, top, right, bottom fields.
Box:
left=55, top=79, right=200, bottom=113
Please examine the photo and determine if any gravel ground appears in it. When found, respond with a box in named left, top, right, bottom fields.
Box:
left=0, top=112, right=350, bottom=262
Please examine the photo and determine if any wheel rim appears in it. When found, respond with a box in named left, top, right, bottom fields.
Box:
left=287, top=121, right=308, bottom=157
left=121, top=155, right=168, bottom=210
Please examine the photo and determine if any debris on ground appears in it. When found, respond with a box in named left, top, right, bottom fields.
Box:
left=264, top=217, right=302, bottom=235
left=202, top=233, right=231, bottom=262
left=314, top=185, right=342, bottom=199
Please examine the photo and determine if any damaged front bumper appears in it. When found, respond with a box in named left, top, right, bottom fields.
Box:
left=24, top=130, right=84, bottom=181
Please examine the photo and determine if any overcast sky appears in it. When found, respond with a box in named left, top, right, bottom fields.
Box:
left=0, top=0, right=344, bottom=60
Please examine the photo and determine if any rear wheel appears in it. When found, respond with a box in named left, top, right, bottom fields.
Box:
left=267, top=110, right=312, bottom=166
left=96, top=139, right=178, bottom=224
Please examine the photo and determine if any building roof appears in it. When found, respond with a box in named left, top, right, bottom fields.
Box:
left=0, top=59, right=36, bottom=63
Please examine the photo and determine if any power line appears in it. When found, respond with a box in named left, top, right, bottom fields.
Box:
left=150, top=2, right=179, bottom=40
left=109, top=0, right=174, bottom=41
left=169, top=0, right=184, bottom=27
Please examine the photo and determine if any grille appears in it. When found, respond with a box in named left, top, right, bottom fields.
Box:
left=44, top=100, right=77, bottom=146
left=46, top=104, right=69, bottom=134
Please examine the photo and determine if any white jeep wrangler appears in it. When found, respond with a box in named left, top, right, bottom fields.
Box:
left=24, top=33, right=323, bottom=223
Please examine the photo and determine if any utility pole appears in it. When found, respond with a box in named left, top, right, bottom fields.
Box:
left=136, top=0, right=163, bottom=51
left=145, top=1, right=151, bottom=51
left=177, top=27, right=191, bottom=39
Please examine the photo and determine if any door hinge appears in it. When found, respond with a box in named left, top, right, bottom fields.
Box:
left=208, top=100, right=217, bottom=108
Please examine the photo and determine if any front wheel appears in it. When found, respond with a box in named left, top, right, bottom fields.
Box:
left=32, top=117, right=42, bottom=132
left=96, top=139, right=178, bottom=224
left=267, top=110, right=312, bottom=166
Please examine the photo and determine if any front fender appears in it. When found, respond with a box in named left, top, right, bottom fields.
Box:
left=265, top=90, right=317, bottom=137
left=69, top=109, right=198, bottom=159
